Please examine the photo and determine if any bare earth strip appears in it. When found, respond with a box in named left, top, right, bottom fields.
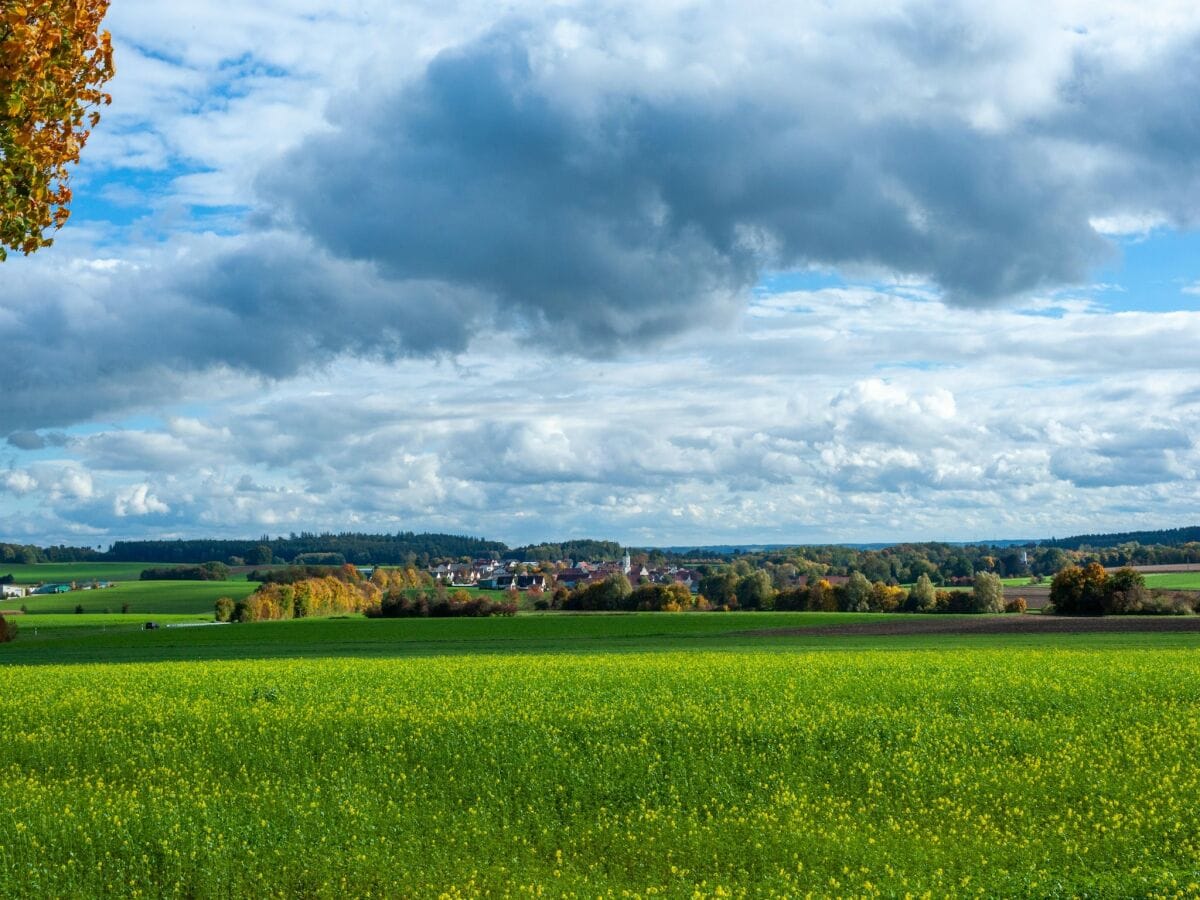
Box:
left=1120, top=564, right=1200, bottom=573
left=743, top=616, right=1200, bottom=638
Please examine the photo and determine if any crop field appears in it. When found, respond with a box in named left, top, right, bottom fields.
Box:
left=1, top=638, right=1199, bottom=897
left=12, top=580, right=256, bottom=616
left=1143, top=572, right=1200, bottom=591
left=0, top=562, right=185, bottom=584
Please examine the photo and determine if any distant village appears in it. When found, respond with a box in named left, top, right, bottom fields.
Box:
left=418, top=554, right=852, bottom=593
left=408, top=553, right=710, bottom=594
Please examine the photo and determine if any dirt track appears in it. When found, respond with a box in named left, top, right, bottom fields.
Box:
left=746, top=615, right=1200, bottom=638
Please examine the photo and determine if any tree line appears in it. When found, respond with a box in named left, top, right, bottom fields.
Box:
left=553, top=570, right=1015, bottom=615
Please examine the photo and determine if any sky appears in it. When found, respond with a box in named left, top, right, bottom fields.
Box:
left=3, top=0, right=1200, bottom=549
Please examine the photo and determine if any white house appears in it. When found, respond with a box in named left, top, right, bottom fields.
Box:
left=1, top=585, right=27, bottom=599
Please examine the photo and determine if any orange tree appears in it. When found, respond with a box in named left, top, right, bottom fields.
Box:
left=0, top=0, right=113, bottom=259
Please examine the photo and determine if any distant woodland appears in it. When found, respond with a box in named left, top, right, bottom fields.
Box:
left=3, top=526, right=1200, bottom=583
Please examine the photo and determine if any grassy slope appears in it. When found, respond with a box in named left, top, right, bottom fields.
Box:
left=0, top=562, right=182, bottom=583
left=9, top=579, right=256, bottom=615
left=1, top=562, right=263, bottom=584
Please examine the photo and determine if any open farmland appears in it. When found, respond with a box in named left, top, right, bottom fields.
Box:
left=2, top=615, right=1200, bottom=895
left=0, top=562, right=179, bottom=584
left=13, top=579, right=257, bottom=616
left=1142, top=572, right=1200, bottom=591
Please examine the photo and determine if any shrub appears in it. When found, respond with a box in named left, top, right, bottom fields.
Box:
left=74, top=604, right=84, bottom=615
left=121, top=602, right=131, bottom=614
left=1106, top=567, right=1150, bottom=614
left=1005, top=597, right=1028, bottom=614
left=140, top=562, right=230, bottom=582
left=932, top=590, right=955, bottom=613
left=1135, top=592, right=1193, bottom=616
left=551, top=586, right=569, bottom=610
left=0, top=614, right=16, bottom=643
left=214, top=597, right=235, bottom=622
left=564, top=574, right=633, bottom=611
left=533, top=598, right=550, bottom=611
left=628, top=583, right=698, bottom=612
left=774, top=587, right=807, bottom=611
left=870, top=581, right=905, bottom=612
left=371, top=589, right=515, bottom=618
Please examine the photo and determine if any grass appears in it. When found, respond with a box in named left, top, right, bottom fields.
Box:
left=0, top=561, right=180, bottom=583
left=11, top=579, right=256, bottom=616
left=0, top=561, right=266, bottom=585
left=1, top=642, right=1199, bottom=895
left=1142, top=572, right=1200, bottom=590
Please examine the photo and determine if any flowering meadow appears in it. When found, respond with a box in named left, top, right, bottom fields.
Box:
left=1, top=647, right=1199, bottom=896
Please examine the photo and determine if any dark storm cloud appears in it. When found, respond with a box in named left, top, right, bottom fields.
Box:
left=7, top=431, right=53, bottom=450
left=259, top=32, right=752, bottom=343
left=259, top=21, right=1131, bottom=319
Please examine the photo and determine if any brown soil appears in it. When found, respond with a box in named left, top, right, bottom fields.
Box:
left=1121, top=564, right=1200, bottom=573
left=745, top=615, right=1200, bottom=638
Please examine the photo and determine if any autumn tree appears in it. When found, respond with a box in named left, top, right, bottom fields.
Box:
left=1049, top=562, right=1110, bottom=615
left=909, top=573, right=937, bottom=612
left=971, top=571, right=1005, bottom=614
left=0, top=0, right=113, bottom=258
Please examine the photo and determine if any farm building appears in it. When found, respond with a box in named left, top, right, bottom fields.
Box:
left=1, top=585, right=27, bottom=599
left=31, top=583, right=72, bottom=595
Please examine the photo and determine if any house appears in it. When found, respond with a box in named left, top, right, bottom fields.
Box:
left=480, top=573, right=548, bottom=591
left=627, top=564, right=650, bottom=583
left=1, top=585, right=27, bottom=599
left=554, top=568, right=590, bottom=588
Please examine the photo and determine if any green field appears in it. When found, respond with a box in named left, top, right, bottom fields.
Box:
left=1143, top=572, right=1200, bottom=590
left=9, top=579, right=256, bottom=616
left=2, top=612, right=1200, bottom=895
left=0, top=562, right=186, bottom=584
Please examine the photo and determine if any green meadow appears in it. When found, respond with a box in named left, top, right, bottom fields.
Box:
left=9, top=579, right=256, bottom=616
left=0, top=561, right=183, bottom=583
left=1142, top=572, right=1200, bottom=590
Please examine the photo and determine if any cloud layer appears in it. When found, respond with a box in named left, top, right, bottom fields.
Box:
left=2, top=0, right=1200, bottom=543
left=5, top=289, right=1200, bottom=545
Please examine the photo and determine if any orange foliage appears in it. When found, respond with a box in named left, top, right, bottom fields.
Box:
left=237, top=577, right=373, bottom=622
left=0, top=0, right=113, bottom=258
